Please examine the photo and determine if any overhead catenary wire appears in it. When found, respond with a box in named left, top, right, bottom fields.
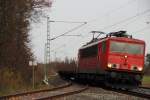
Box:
left=118, top=15, right=145, bottom=29
left=81, top=8, right=150, bottom=38
left=134, top=25, right=150, bottom=33
left=80, top=9, right=149, bottom=38
left=79, top=4, right=150, bottom=38
left=62, top=34, right=82, bottom=37
left=49, top=0, right=138, bottom=40
left=97, top=12, right=150, bottom=38
left=32, top=0, right=139, bottom=40
left=100, top=8, right=150, bottom=31
left=115, top=0, right=148, bottom=30
left=48, top=1, right=150, bottom=42
left=50, top=22, right=87, bottom=41
left=88, top=0, right=137, bottom=23
left=49, top=20, right=87, bottom=24
left=75, top=0, right=138, bottom=38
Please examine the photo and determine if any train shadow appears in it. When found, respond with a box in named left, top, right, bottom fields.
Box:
left=63, top=77, right=107, bottom=89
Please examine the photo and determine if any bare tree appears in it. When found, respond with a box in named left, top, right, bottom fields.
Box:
left=0, top=0, right=52, bottom=82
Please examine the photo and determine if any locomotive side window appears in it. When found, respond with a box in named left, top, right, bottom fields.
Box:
left=80, top=45, right=98, bottom=58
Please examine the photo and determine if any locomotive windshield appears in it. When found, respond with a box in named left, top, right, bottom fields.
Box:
left=110, top=41, right=144, bottom=55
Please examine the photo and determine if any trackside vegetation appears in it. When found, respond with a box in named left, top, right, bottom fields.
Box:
left=0, top=0, right=52, bottom=96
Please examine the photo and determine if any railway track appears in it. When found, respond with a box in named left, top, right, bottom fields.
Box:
left=33, top=85, right=88, bottom=100
left=107, top=86, right=150, bottom=99
left=0, top=82, right=88, bottom=100
left=1, top=80, right=148, bottom=100
left=0, top=82, right=72, bottom=100
left=127, top=87, right=150, bottom=99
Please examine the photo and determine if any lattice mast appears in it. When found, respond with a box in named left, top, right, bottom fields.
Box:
left=44, top=17, right=51, bottom=84
left=46, top=17, right=51, bottom=64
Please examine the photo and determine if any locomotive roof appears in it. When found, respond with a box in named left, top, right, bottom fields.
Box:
left=80, top=37, right=145, bottom=50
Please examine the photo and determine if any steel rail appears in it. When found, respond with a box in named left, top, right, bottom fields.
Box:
left=139, top=86, right=150, bottom=90
left=0, top=82, right=72, bottom=100
left=33, top=85, right=88, bottom=100
left=127, top=87, right=150, bottom=99
left=107, top=87, right=150, bottom=99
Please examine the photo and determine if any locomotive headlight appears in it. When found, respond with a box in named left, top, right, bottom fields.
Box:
left=138, top=67, right=143, bottom=71
left=131, top=65, right=143, bottom=71
left=107, top=63, right=112, bottom=68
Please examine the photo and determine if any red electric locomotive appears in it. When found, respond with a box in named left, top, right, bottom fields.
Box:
left=58, top=31, right=145, bottom=89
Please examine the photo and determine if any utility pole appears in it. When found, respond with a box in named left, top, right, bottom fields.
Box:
left=43, top=17, right=51, bottom=85
left=44, top=43, right=48, bottom=85
left=29, top=61, right=37, bottom=89
left=46, top=17, right=51, bottom=65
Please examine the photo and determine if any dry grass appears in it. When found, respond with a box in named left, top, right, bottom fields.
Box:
left=142, top=76, right=150, bottom=87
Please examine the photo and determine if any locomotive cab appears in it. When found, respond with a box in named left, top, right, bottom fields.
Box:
left=103, top=32, right=146, bottom=87
left=107, top=38, right=145, bottom=73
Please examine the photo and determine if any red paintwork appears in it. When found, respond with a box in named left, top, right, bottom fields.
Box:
left=78, top=37, right=145, bottom=73
left=79, top=57, right=98, bottom=68
left=107, top=37, right=145, bottom=72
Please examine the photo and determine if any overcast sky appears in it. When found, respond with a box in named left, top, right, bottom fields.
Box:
left=30, top=0, right=150, bottom=62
